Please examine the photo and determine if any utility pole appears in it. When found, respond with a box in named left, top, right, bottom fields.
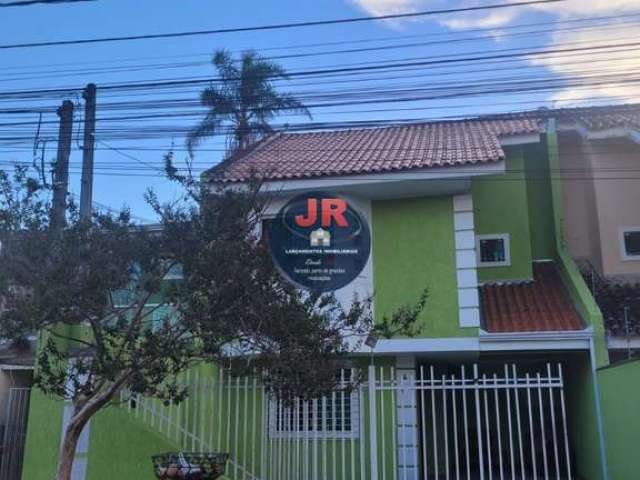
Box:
left=80, top=83, right=97, bottom=220
left=51, top=100, right=74, bottom=230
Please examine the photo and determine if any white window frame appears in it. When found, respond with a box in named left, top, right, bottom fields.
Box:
left=476, top=233, right=511, bottom=267
left=269, top=369, right=360, bottom=440
left=618, top=226, right=640, bottom=261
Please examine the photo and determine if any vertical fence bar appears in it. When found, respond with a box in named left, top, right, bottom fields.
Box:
left=504, top=366, right=515, bottom=480
left=526, top=373, right=537, bottom=479
left=340, top=370, right=346, bottom=480
left=390, top=367, right=398, bottom=480
left=261, top=387, right=268, bottom=479
left=451, top=374, right=460, bottom=480
left=359, top=384, right=365, bottom=480
left=443, top=374, right=449, bottom=480
left=482, top=374, right=492, bottom=480
left=547, top=364, right=560, bottom=480
left=537, top=372, right=549, bottom=480
left=313, top=397, right=319, bottom=480
left=473, top=365, right=485, bottom=480
left=242, top=377, right=249, bottom=479
left=368, top=364, right=379, bottom=480
left=192, top=371, right=199, bottom=450
left=558, top=364, right=572, bottom=480
left=293, top=398, right=304, bottom=479
left=493, top=373, right=504, bottom=480
left=250, top=378, right=257, bottom=478
left=208, top=377, right=214, bottom=451
left=350, top=369, right=356, bottom=480
left=234, top=376, right=241, bottom=479
left=461, top=366, right=471, bottom=480
left=380, top=367, right=387, bottom=480
left=512, top=365, right=525, bottom=480
left=226, top=372, right=232, bottom=457
left=430, top=366, right=439, bottom=480
left=304, top=399, right=310, bottom=480
left=201, top=377, right=207, bottom=451
left=277, top=398, right=283, bottom=480
left=420, top=366, right=428, bottom=480
left=217, top=368, right=224, bottom=450
left=322, top=395, right=328, bottom=480
left=333, top=387, right=338, bottom=480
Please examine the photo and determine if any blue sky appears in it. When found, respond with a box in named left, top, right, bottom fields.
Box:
left=1, top=0, right=639, bottom=219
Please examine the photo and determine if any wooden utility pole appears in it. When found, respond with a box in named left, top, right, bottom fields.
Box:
left=51, top=100, right=74, bottom=230
left=79, top=83, right=97, bottom=220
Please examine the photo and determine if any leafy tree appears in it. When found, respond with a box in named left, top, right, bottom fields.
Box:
left=0, top=166, right=425, bottom=480
left=186, top=49, right=310, bottom=157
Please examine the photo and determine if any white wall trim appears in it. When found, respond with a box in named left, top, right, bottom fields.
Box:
left=499, top=133, right=541, bottom=146
left=358, top=337, right=480, bottom=354
left=479, top=328, right=593, bottom=351
left=607, top=336, right=640, bottom=349
left=453, top=193, right=480, bottom=328
left=242, top=161, right=507, bottom=193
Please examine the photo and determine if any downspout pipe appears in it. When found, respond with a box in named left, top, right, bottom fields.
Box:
left=589, top=336, right=610, bottom=480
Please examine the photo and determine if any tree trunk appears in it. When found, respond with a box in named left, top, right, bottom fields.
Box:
left=55, top=410, right=88, bottom=480
left=53, top=374, right=130, bottom=480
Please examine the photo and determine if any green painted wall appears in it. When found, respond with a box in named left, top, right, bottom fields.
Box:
left=372, top=196, right=475, bottom=338
left=472, top=148, right=533, bottom=282
left=523, top=142, right=556, bottom=260
left=21, top=390, right=64, bottom=480
left=565, top=354, right=606, bottom=480
left=598, top=359, right=640, bottom=480
left=87, top=406, right=178, bottom=480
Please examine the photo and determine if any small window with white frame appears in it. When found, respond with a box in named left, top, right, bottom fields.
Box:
left=476, top=234, right=511, bottom=267
left=269, top=369, right=359, bottom=439
left=619, top=227, right=640, bottom=260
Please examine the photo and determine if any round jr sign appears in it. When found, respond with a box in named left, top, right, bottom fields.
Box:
left=269, top=192, right=371, bottom=292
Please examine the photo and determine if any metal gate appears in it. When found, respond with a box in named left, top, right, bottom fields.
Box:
left=0, top=388, right=31, bottom=480
left=412, top=363, right=573, bottom=480
left=123, top=363, right=574, bottom=480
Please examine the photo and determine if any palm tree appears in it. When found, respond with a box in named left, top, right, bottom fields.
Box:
left=187, top=49, right=311, bottom=157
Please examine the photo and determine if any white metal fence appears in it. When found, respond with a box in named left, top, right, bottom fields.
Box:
left=0, top=387, right=31, bottom=480
left=122, top=363, right=574, bottom=480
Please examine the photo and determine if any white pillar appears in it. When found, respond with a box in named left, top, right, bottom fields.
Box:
left=396, top=356, right=419, bottom=480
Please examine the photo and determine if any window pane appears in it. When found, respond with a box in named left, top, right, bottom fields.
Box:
left=479, top=238, right=505, bottom=263
left=624, top=231, right=640, bottom=256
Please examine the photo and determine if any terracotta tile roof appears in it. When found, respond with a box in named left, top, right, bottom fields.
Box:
left=480, top=262, right=584, bottom=333
left=551, top=103, right=640, bottom=131
left=211, top=118, right=541, bottom=182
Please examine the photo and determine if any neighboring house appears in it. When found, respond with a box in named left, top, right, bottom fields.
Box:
left=0, top=339, right=33, bottom=480
left=20, top=105, right=640, bottom=480
left=553, top=105, right=640, bottom=362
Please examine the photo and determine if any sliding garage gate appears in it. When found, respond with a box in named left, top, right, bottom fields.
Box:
left=412, top=363, right=573, bottom=480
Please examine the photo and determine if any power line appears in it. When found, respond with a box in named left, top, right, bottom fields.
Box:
left=0, top=0, right=563, bottom=50
left=0, top=0, right=95, bottom=7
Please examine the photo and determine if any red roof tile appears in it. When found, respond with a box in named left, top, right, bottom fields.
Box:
left=480, top=262, right=584, bottom=333
left=212, top=119, right=541, bottom=182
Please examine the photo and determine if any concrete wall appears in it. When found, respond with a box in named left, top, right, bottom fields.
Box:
left=559, top=134, right=640, bottom=277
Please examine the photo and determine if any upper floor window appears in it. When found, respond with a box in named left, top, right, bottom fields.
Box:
left=619, top=227, right=640, bottom=260
left=476, top=234, right=510, bottom=267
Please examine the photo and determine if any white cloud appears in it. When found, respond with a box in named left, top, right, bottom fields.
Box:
left=348, top=0, right=428, bottom=16
left=348, top=0, right=640, bottom=104
left=528, top=22, right=640, bottom=104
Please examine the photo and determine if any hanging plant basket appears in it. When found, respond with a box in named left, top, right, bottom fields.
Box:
left=152, top=452, right=229, bottom=480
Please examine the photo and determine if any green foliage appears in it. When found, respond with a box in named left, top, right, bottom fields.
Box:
left=0, top=166, right=425, bottom=407
left=186, top=49, right=311, bottom=157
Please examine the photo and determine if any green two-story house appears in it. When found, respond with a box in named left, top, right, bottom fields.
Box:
left=22, top=111, right=631, bottom=480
